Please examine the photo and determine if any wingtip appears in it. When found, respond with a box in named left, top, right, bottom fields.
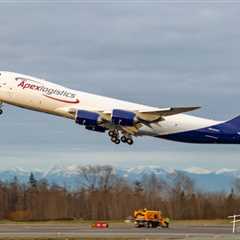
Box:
left=169, top=106, right=201, bottom=112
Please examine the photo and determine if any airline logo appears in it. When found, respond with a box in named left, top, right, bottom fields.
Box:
left=16, top=78, right=80, bottom=104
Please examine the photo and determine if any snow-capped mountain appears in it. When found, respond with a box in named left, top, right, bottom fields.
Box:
left=184, top=167, right=212, bottom=175
left=0, top=165, right=239, bottom=192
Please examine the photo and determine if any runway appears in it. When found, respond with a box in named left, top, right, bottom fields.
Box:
left=0, top=222, right=238, bottom=239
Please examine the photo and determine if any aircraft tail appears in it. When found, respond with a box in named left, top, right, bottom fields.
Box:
left=225, top=115, right=240, bottom=128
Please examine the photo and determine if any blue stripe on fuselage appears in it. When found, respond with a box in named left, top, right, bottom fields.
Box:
left=159, top=116, right=240, bottom=144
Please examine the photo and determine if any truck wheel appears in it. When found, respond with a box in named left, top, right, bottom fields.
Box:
left=135, top=222, right=140, bottom=228
left=147, top=222, right=153, bottom=228
left=161, top=222, right=169, bottom=228
left=153, top=222, right=159, bottom=228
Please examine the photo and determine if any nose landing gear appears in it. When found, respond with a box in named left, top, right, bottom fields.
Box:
left=0, top=103, right=3, bottom=115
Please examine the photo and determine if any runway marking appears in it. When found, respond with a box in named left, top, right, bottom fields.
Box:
left=0, top=224, right=238, bottom=238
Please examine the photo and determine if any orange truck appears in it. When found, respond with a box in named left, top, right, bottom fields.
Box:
left=134, top=209, right=170, bottom=228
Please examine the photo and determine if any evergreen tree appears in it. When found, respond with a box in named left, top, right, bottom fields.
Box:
left=29, top=172, right=37, bottom=188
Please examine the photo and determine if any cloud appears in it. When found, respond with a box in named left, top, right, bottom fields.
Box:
left=0, top=3, right=240, bottom=169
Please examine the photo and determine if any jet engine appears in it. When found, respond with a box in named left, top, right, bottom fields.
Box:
left=75, top=110, right=101, bottom=126
left=111, top=109, right=136, bottom=126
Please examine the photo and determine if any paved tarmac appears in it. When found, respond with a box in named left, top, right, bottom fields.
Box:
left=0, top=223, right=238, bottom=239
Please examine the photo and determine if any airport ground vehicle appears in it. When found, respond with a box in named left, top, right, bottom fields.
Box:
left=91, top=221, right=109, bottom=228
left=134, top=209, right=170, bottom=228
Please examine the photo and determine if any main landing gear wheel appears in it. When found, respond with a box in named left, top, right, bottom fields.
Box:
left=115, top=139, right=120, bottom=144
left=121, top=136, right=127, bottom=143
left=121, top=136, right=134, bottom=145
left=0, top=109, right=3, bottom=115
left=126, top=138, right=134, bottom=145
left=108, top=131, right=114, bottom=137
left=111, top=136, right=121, bottom=144
left=108, top=129, right=134, bottom=145
left=108, top=130, right=118, bottom=137
left=111, top=136, right=117, bottom=142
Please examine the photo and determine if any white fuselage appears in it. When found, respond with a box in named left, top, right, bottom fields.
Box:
left=0, top=71, right=223, bottom=141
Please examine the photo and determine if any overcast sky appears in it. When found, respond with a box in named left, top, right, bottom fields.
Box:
left=0, top=2, right=240, bottom=170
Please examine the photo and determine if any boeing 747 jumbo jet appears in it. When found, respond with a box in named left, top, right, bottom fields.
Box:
left=0, top=71, right=239, bottom=145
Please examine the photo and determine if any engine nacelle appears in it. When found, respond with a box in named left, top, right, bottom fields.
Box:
left=111, top=109, right=136, bottom=126
left=85, top=125, right=106, bottom=133
left=75, top=110, right=101, bottom=126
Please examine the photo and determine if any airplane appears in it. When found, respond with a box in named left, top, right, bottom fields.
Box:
left=0, top=71, right=240, bottom=145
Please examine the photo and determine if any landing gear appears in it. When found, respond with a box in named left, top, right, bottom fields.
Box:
left=0, top=103, right=3, bottom=115
left=108, top=129, right=118, bottom=137
left=108, top=130, right=134, bottom=145
left=126, top=138, right=134, bottom=145
left=111, top=136, right=121, bottom=144
left=121, top=135, right=133, bottom=145
left=121, top=136, right=127, bottom=143
left=109, top=131, right=134, bottom=145
left=109, top=130, right=120, bottom=144
left=108, top=131, right=114, bottom=137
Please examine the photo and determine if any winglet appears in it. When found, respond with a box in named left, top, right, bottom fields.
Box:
left=167, top=106, right=201, bottom=116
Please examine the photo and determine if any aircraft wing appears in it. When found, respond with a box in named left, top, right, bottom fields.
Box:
left=117, top=107, right=200, bottom=135
left=136, top=106, right=201, bottom=123
left=61, top=106, right=200, bottom=135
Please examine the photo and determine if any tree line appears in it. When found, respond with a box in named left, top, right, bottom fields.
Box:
left=0, top=165, right=240, bottom=221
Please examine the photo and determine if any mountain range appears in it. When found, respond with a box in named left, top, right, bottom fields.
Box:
left=0, top=165, right=239, bottom=192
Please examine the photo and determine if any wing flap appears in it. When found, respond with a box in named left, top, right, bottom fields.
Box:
left=120, top=123, right=143, bottom=135
left=136, top=107, right=200, bottom=122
